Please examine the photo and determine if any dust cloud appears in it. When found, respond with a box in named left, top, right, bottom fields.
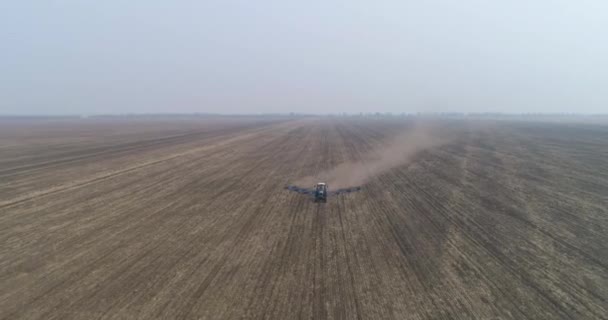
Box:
left=295, top=122, right=449, bottom=189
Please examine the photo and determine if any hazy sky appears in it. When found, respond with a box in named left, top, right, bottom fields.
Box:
left=2, top=0, right=607, bottom=115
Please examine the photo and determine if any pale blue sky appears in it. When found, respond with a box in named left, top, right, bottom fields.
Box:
left=2, top=0, right=607, bottom=115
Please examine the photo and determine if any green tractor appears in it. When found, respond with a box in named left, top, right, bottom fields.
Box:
left=313, top=182, right=328, bottom=203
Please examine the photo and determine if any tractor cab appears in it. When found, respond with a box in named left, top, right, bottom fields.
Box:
left=314, top=182, right=328, bottom=203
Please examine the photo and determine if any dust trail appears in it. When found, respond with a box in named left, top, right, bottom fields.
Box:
left=295, top=122, right=449, bottom=189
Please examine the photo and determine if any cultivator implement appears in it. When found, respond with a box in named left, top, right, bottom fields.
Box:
left=286, top=182, right=361, bottom=202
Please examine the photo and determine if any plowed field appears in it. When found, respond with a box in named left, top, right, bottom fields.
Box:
left=1, top=117, right=607, bottom=319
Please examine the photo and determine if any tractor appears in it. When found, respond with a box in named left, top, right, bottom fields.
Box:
left=313, top=182, right=328, bottom=203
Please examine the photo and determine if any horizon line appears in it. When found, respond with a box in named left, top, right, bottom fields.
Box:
left=1, top=112, right=608, bottom=118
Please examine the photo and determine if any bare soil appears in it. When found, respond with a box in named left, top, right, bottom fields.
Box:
left=1, top=116, right=607, bottom=319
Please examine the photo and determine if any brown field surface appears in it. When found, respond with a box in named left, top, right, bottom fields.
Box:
left=1, top=116, right=607, bottom=319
